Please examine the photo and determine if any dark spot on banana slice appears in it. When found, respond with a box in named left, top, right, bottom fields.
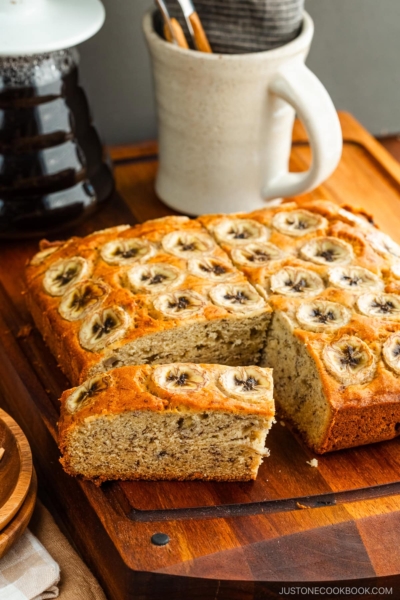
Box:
left=167, top=372, right=189, bottom=386
left=249, top=250, right=272, bottom=263
left=229, top=227, right=250, bottom=240
left=168, top=296, right=190, bottom=311
left=69, top=284, right=102, bottom=311
left=342, top=275, right=362, bottom=286
left=393, top=344, right=400, bottom=358
left=92, top=315, right=117, bottom=339
left=114, top=247, right=139, bottom=259
left=318, top=249, right=336, bottom=262
left=75, top=377, right=109, bottom=405
left=142, top=273, right=167, bottom=285
left=199, top=262, right=226, bottom=276
left=339, top=345, right=362, bottom=367
left=287, top=218, right=308, bottom=230
left=55, top=266, right=78, bottom=287
left=285, top=277, right=308, bottom=293
left=312, top=308, right=335, bottom=324
left=234, top=376, right=258, bottom=391
left=224, top=291, right=249, bottom=304
left=179, top=241, right=196, bottom=252
left=371, top=299, right=396, bottom=314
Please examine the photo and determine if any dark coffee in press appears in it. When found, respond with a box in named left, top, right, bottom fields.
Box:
left=0, top=48, right=114, bottom=237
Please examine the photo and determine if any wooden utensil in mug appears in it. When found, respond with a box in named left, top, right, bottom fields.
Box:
left=164, top=18, right=189, bottom=48
left=156, top=0, right=182, bottom=47
left=176, top=0, right=212, bottom=52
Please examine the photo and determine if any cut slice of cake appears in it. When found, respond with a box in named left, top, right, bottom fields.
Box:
left=26, top=217, right=271, bottom=386
left=58, top=363, right=275, bottom=483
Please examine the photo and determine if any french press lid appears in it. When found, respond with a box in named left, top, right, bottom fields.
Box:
left=0, top=0, right=105, bottom=56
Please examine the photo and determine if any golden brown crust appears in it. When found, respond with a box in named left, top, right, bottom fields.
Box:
left=26, top=217, right=270, bottom=385
left=58, top=363, right=274, bottom=433
left=58, top=363, right=275, bottom=482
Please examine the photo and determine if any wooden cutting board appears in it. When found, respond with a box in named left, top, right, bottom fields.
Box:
left=0, top=113, right=400, bottom=600
left=0, top=408, right=32, bottom=532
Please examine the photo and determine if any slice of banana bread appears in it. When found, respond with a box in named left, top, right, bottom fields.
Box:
left=58, top=363, right=275, bottom=483
left=26, top=217, right=271, bottom=385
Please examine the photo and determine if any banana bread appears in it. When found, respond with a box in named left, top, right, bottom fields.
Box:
left=27, top=199, right=400, bottom=455
left=58, top=363, right=275, bottom=483
left=200, top=199, right=400, bottom=453
left=26, top=216, right=271, bottom=386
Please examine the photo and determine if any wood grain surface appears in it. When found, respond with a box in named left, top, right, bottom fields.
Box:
left=0, top=113, right=400, bottom=599
left=0, top=408, right=32, bottom=532
left=0, top=469, right=37, bottom=559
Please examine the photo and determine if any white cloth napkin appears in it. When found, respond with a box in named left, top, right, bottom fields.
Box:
left=0, top=530, right=60, bottom=600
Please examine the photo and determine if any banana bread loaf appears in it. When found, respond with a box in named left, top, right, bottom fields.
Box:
left=26, top=216, right=271, bottom=386
left=27, top=199, right=400, bottom=455
left=58, top=363, right=275, bottom=483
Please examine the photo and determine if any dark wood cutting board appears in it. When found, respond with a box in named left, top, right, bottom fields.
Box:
left=1, top=113, right=400, bottom=600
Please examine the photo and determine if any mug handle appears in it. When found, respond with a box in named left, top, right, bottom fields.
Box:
left=264, top=62, right=343, bottom=200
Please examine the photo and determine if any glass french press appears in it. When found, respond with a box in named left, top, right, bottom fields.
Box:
left=0, top=0, right=114, bottom=237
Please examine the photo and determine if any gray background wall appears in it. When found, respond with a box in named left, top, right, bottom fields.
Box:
left=78, top=0, right=400, bottom=145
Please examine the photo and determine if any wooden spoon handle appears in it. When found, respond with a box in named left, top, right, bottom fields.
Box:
left=164, top=18, right=189, bottom=49
left=188, top=12, right=212, bottom=53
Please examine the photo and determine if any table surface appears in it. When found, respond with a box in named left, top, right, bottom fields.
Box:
left=1, top=113, right=400, bottom=600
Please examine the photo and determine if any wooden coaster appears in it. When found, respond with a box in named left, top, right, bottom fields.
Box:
left=0, top=408, right=32, bottom=532
left=0, top=469, right=37, bottom=560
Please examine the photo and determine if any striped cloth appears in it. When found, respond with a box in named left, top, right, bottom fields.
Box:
left=0, top=530, right=59, bottom=600
left=164, top=0, right=305, bottom=54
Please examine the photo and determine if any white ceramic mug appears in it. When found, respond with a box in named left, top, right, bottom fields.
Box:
left=143, top=10, right=342, bottom=215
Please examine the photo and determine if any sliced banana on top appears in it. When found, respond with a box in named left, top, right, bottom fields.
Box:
left=231, top=242, right=284, bottom=267
left=100, top=238, right=154, bottom=266
left=212, top=218, right=269, bottom=245
left=218, top=366, right=272, bottom=402
left=270, top=267, right=324, bottom=298
left=188, top=258, right=235, bottom=281
left=43, top=257, right=90, bottom=296
left=152, top=364, right=207, bottom=393
left=30, top=246, right=59, bottom=266
left=209, top=283, right=266, bottom=313
left=162, top=231, right=215, bottom=258
left=367, top=230, right=400, bottom=260
left=153, top=290, right=206, bottom=319
left=338, top=208, right=372, bottom=229
left=126, top=263, right=185, bottom=294
left=357, top=293, right=400, bottom=320
left=383, top=333, right=400, bottom=375
left=79, top=307, right=129, bottom=352
left=296, top=300, right=351, bottom=332
left=322, top=335, right=376, bottom=386
left=300, top=237, right=354, bottom=266
left=66, top=375, right=110, bottom=414
left=328, top=266, right=384, bottom=294
left=391, top=264, right=400, bottom=279
left=59, top=280, right=108, bottom=321
left=272, top=210, right=327, bottom=237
